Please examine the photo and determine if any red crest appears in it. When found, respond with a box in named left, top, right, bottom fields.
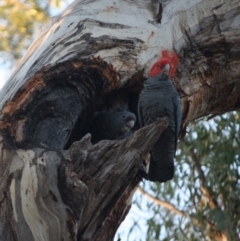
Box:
left=149, top=50, right=179, bottom=77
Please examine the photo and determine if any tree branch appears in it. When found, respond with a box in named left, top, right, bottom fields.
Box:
left=1, top=0, right=240, bottom=240
left=137, top=187, right=186, bottom=217
left=0, top=118, right=169, bottom=241
left=68, top=118, right=169, bottom=240
left=189, top=148, right=219, bottom=209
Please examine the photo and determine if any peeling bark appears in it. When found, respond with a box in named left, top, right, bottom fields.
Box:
left=0, top=0, right=240, bottom=240
left=175, top=2, right=240, bottom=129
left=0, top=118, right=168, bottom=241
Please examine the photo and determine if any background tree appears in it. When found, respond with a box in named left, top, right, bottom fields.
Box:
left=0, top=0, right=65, bottom=61
left=0, top=0, right=240, bottom=241
left=129, top=113, right=240, bottom=241
left=0, top=0, right=69, bottom=87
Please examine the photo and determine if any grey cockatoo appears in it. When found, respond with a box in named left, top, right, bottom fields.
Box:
left=138, top=50, right=182, bottom=183
left=88, top=110, right=136, bottom=143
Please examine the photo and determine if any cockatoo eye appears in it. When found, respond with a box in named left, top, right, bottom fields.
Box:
left=122, top=115, right=126, bottom=119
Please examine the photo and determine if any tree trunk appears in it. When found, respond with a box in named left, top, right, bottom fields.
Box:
left=0, top=0, right=240, bottom=240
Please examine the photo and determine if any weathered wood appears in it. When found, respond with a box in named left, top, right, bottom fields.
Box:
left=0, top=0, right=240, bottom=240
left=0, top=58, right=120, bottom=149
left=1, top=0, right=240, bottom=127
left=174, top=1, right=240, bottom=128
left=0, top=147, right=86, bottom=241
left=68, top=118, right=168, bottom=240
left=0, top=118, right=168, bottom=241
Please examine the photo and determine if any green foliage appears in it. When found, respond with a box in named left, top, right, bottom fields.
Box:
left=129, top=112, right=240, bottom=241
left=0, top=0, right=63, bottom=61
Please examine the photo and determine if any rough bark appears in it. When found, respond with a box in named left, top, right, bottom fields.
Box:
left=0, top=0, right=240, bottom=240
left=0, top=118, right=168, bottom=241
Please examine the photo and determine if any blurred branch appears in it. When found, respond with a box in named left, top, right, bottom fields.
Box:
left=137, top=187, right=186, bottom=217
left=189, top=149, right=219, bottom=209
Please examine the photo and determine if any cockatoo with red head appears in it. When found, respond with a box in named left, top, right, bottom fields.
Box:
left=138, top=50, right=181, bottom=182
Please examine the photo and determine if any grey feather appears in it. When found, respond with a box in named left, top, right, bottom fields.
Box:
left=87, top=110, right=136, bottom=143
left=138, top=73, right=182, bottom=182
